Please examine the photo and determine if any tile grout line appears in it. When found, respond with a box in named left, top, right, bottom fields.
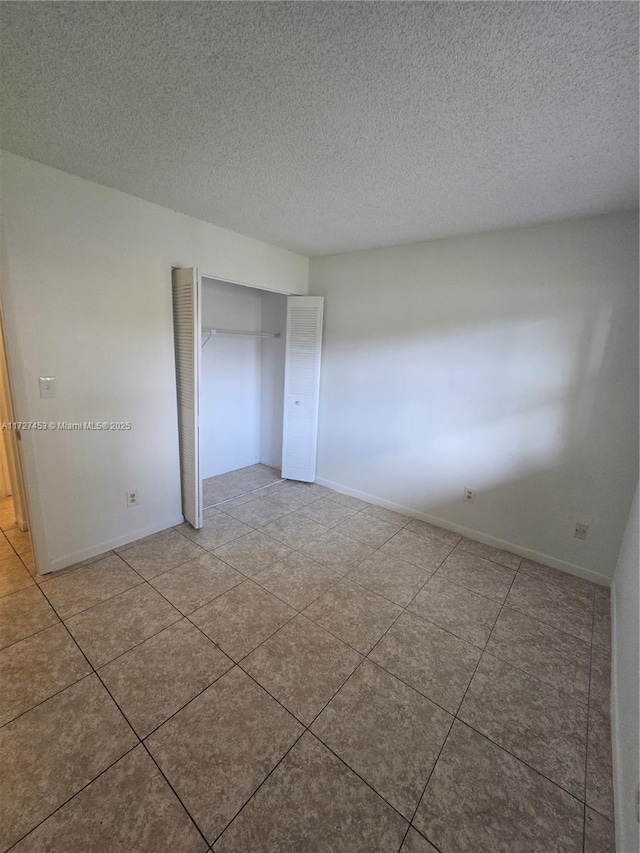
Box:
left=220, top=606, right=416, bottom=846
left=4, top=479, right=611, bottom=850
left=202, top=535, right=457, bottom=846
left=394, top=558, right=525, bottom=851
left=15, top=577, right=213, bottom=852
left=5, top=737, right=142, bottom=852
left=452, top=563, right=595, bottom=809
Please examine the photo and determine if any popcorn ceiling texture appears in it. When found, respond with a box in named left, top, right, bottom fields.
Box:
left=0, top=1, right=637, bottom=256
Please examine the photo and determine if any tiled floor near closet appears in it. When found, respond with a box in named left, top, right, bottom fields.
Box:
left=0, top=465, right=615, bottom=852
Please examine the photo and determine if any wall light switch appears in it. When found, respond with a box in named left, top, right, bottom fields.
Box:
left=39, top=376, right=57, bottom=398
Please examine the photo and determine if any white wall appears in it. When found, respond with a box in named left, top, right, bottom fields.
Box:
left=310, top=212, right=639, bottom=583
left=260, top=292, right=287, bottom=470
left=200, top=279, right=262, bottom=478
left=0, top=151, right=308, bottom=572
left=611, top=484, right=639, bottom=853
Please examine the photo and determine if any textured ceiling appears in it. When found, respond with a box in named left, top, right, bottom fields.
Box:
left=0, top=2, right=637, bottom=256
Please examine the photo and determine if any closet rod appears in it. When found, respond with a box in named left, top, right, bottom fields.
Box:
left=205, top=328, right=280, bottom=338
left=201, top=328, right=281, bottom=347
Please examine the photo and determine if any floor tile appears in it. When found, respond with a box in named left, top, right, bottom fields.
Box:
left=584, top=807, right=615, bottom=853
left=217, top=493, right=260, bottom=510
left=408, top=575, right=501, bottom=648
left=0, top=623, right=91, bottom=725
left=486, top=606, right=591, bottom=704
left=117, top=530, right=206, bottom=580
left=99, top=619, right=232, bottom=737
left=589, top=644, right=611, bottom=716
left=66, top=583, right=182, bottom=667
left=348, top=551, right=432, bottom=606
left=258, top=492, right=318, bottom=514
left=257, top=483, right=324, bottom=511
left=203, top=480, right=242, bottom=507
left=60, top=550, right=117, bottom=573
left=11, top=746, right=206, bottom=853
left=506, top=573, right=593, bottom=642
left=404, top=518, right=461, bottom=547
left=190, top=580, right=296, bottom=662
left=229, top=464, right=281, bottom=491
left=178, top=514, right=253, bottom=551
left=149, top=553, right=243, bottom=614
left=458, top=654, right=587, bottom=798
left=436, top=548, right=516, bottom=602
left=414, top=721, right=583, bottom=853
left=253, top=551, right=341, bottom=610
left=519, top=558, right=596, bottom=599
left=0, top=532, right=17, bottom=560
left=362, top=504, right=411, bottom=526
left=0, top=505, right=16, bottom=529
left=146, top=667, right=302, bottom=842
left=214, top=732, right=407, bottom=853
left=242, top=615, right=362, bottom=724
left=459, top=537, right=521, bottom=570
left=592, top=586, right=612, bottom=651
left=400, top=828, right=439, bottom=853
left=221, top=498, right=287, bottom=527
left=39, top=553, right=142, bottom=619
left=259, top=513, right=329, bottom=548
left=0, top=555, right=34, bottom=598
left=213, top=530, right=291, bottom=577
left=326, top=492, right=371, bottom=511
left=335, top=512, right=403, bottom=548
left=300, top=530, right=374, bottom=572
left=380, top=528, right=453, bottom=571
left=0, top=585, right=58, bottom=650
left=303, top=578, right=402, bottom=654
left=311, top=660, right=452, bottom=819
left=0, top=674, right=137, bottom=852
left=20, top=550, right=37, bottom=577
left=3, top=526, right=31, bottom=555
left=369, top=611, right=481, bottom=714
left=288, top=481, right=333, bottom=500
left=295, top=496, right=360, bottom=527
left=586, top=706, right=614, bottom=819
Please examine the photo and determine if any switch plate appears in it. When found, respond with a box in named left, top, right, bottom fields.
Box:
left=39, top=376, right=57, bottom=398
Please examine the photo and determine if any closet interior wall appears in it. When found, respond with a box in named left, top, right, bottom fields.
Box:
left=200, top=277, right=287, bottom=481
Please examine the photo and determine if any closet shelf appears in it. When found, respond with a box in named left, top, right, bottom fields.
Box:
left=202, top=328, right=281, bottom=347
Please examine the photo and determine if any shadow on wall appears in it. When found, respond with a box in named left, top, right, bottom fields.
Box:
left=317, top=296, right=638, bottom=575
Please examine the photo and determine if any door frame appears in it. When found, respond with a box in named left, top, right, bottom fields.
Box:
left=184, top=270, right=297, bottom=507
left=0, top=295, right=36, bottom=556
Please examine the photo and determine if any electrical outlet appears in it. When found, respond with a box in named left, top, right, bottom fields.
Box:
left=463, top=486, right=475, bottom=503
left=126, top=490, right=139, bottom=508
left=574, top=522, right=588, bottom=540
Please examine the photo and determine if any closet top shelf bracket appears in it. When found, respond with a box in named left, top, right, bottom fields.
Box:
left=201, top=328, right=281, bottom=347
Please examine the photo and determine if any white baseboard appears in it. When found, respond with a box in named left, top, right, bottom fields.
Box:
left=316, top=477, right=611, bottom=587
left=40, top=515, right=185, bottom=574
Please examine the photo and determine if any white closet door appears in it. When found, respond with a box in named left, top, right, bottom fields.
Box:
left=172, top=267, right=203, bottom=528
left=281, top=296, right=324, bottom=482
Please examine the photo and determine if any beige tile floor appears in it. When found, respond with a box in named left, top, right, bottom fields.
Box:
left=0, top=466, right=615, bottom=852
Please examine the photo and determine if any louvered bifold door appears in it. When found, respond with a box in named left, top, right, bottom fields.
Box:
left=171, top=267, right=203, bottom=528
left=281, top=296, right=324, bottom=482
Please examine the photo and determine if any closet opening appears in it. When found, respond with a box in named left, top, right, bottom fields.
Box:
left=200, top=277, right=287, bottom=509
left=171, top=266, right=323, bottom=529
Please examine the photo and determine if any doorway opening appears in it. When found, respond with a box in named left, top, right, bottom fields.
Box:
left=171, top=267, right=324, bottom=530
left=0, top=318, right=34, bottom=575
left=200, top=277, right=287, bottom=509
